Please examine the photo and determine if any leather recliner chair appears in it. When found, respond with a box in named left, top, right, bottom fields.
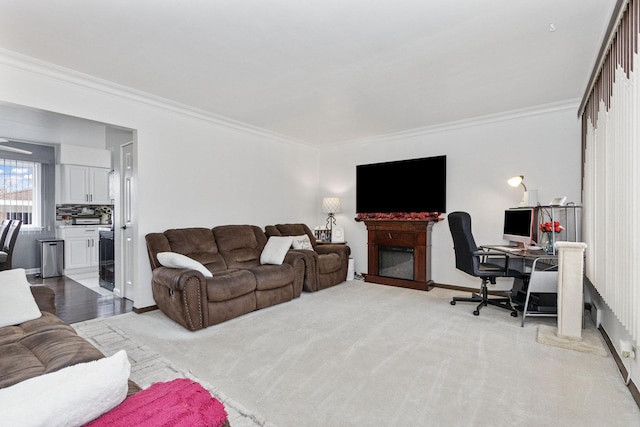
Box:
left=265, top=223, right=350, bottom=292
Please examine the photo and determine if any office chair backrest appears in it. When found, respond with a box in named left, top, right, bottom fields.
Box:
left=448, top=212, right=480, bottom=276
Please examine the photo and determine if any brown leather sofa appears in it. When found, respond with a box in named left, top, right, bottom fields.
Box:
left=265, top=223, right=351, bottom=292
left=0, top=285, right=140, bottom=395
left=1, top=284, right=231, bottom=426
left=145, top=225, right=305, bottom=331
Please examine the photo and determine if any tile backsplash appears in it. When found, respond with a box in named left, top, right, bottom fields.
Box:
left=56, top=204, right=114, bottom=221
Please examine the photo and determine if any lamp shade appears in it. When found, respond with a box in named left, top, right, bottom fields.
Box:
left=322, top=197, right=341, bottom=214
left=507, top=175, right=527, bottom=190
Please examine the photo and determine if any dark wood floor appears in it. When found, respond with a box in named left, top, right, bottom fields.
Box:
left=28, top=275, right=133, bottom=324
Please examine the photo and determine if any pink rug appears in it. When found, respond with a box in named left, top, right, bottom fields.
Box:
left=86, top=378, right=228, bottom=427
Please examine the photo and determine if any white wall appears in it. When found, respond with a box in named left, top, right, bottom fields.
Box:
left=318, top=104, right=582, bottom=289
left=0, top=52, right=319, bottom=308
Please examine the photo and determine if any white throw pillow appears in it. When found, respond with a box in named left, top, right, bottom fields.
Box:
left=260, top=236, right=294, bottom=265
left=157, top=252, right=213, bottom=278
left=0, top=350, right=131, bottom=427
left=291, top=234, right=313, bottom=250
left=0, top=268, right=42, bottom=328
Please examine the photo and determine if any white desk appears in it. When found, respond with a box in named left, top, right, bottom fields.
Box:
left=485, top=246, right=558, bottom=326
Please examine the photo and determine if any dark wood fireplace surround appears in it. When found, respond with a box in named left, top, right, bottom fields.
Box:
left=358, top=218, right=441, bottom=291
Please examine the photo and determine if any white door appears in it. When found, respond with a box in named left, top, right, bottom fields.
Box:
left=120, top=142, right=135, bottom=300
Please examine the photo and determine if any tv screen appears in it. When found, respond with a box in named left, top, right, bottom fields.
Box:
left=356, top=156, right=446, bottom=213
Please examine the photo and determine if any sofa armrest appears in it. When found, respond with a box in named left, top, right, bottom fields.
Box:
left=283, top=251, right=306, bottom=297
left=151, top=267, right=208, bottom=331
left=30, top=285, right=56, bottom=314
left=152, top=267, right=205, bottom=291
left=315, top=244, right=351, bottom=259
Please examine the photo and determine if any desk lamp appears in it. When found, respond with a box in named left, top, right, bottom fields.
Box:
left=322, top=197, right=341, bottom=231
left=508, top=175, right=537, bottom=206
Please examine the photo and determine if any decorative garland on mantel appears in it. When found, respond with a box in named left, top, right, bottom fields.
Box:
left=355, top=212, right=443, bottom=221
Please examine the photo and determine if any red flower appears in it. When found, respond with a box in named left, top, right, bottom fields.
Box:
left=540, top=221, right=563, bottom=233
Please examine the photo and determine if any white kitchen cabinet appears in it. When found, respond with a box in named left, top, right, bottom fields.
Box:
left=57, top=226, right=99, bottom=273
left=60, top=165, right=111, bottom=204
left=90, top=167, right=111, bottom=204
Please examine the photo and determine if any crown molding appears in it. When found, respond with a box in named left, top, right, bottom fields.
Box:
left=0, top=49, right=312, bottom=147
left=327, top=99, right=581, bottom=148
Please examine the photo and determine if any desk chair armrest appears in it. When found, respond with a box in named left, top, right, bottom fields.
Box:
left=472, top=250, right=513, bottom=271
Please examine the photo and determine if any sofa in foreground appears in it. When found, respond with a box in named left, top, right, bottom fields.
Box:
left=0, top=269, right=229, bottom=426
left=146, top=225, right=306, bottom=331
left=0, top=278, right=140, bottom=395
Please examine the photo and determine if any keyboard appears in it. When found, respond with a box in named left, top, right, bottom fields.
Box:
left=490, top=245, right=546, bottom=254
left=491, top=246, right=521, bottom=252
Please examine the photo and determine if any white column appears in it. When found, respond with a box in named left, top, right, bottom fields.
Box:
left=556, top=242, right=588, bottom=340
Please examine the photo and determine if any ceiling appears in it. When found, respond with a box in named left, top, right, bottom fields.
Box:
left=0, top=0, right=615, bottom=145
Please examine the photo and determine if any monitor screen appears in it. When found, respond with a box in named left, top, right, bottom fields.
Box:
left=503, top=208, right=534, bottom=245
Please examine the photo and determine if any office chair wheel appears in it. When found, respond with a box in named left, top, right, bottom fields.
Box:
left=510, top=311, right=518, bottom=317
left=450, top=301, right=456, bottom=305
left=473, top=310, right=479, bottom=316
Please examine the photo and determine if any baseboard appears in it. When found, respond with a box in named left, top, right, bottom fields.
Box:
left=132, top=305, right=158, bottom=314
left=598, top=325, right=640, bottom=410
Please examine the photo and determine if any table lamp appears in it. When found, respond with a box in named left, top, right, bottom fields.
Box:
left=508, top=175, right=537, bottom=206
left=322, top=197, right=341, bottom=231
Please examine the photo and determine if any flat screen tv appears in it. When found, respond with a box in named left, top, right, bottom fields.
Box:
left=356, top=155, right=446, bottom=213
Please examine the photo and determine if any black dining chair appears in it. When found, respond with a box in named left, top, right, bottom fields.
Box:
left=0, top=220, right=22, bottom=271
left=0, top=219, right=11, bottom=249
left=448, top=211, right=521, bottom=316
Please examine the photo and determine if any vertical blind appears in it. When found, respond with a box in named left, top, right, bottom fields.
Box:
left=580, top=0, right=639, bottom=342
left=0, top=158, right=40, bottom=226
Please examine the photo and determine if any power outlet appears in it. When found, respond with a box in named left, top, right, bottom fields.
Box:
left=621, top=340, right=637, bottom=360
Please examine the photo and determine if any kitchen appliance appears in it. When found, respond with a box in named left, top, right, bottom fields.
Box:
left=38, top=239, right=64, bottom=278
left=99, top=229, right=114, bottom=291
left=73, top=216, right=101, bottom=225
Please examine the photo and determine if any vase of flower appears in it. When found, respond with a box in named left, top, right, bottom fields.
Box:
left=539, top=221, right=564, bottom=254
left=97, top=206, right=113, bottom=225
left=542, top=232, right=554, bottom=254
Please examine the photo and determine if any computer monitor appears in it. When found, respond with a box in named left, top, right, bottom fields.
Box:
left=503, top=208, right=534, bottom=246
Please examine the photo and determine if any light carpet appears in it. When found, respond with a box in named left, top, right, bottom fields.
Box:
left=73, top=318, right=274, bottom=427
left=75, top=281, right=640, bottom=427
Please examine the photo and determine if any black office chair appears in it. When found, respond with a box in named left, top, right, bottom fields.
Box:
left=448, top=211, right=521, bottom=316
left=0, top=220, right=22, bottom=271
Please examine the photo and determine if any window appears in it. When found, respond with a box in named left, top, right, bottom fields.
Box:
left=0, top=159, right=41, bottom=228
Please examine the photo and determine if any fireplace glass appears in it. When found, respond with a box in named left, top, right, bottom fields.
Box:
left=379, top=246, right=414, bottom=280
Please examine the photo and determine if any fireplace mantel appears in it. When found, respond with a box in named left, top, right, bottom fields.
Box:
left=359, top=219, right=439, bottom=291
